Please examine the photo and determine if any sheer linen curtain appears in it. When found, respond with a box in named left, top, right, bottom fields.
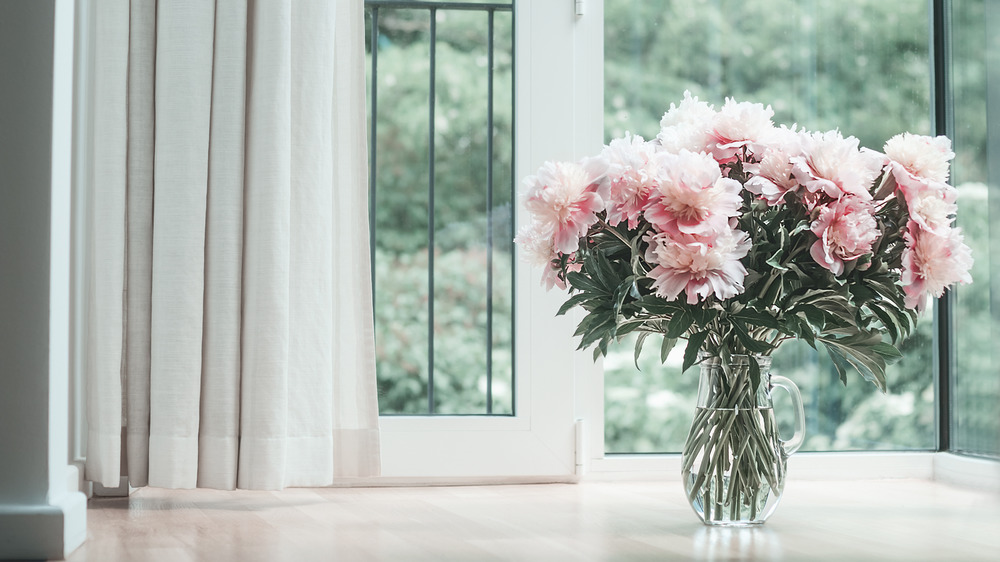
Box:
left=83, top=0, right=380, bottom=491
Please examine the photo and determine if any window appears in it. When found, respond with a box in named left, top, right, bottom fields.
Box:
left=366, top=1, right=515, bottom=415
left=950, top=0, right=1000, bottom=458
left=364, top=0, right=600, bottom=479
left=602, top=0, right=936, bottom=454
left=365, top=0, right=997, bottom=478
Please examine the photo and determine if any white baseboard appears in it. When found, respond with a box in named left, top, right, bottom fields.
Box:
left=0, top=488, right=86, bottom=560
left=67, top=461, right=93, bottom=498
left=933, top=453, right=1000, bottom=492
left=328, top=475, right=579, bottom=488
left=92, top=476, right=132, bottom=497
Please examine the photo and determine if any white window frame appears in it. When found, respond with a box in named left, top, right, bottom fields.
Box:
left=569, top=0, right=997, bottom=490
left=372, top=0, right=605, bottom=481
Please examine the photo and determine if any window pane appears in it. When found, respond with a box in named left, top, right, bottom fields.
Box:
left=369, top=7, right=432, bottom=414
left=603, top=0, right=934, bottom=453
left=366, top=4, right=514, bottom=415
left=951, top=0, right=1000, bottom=457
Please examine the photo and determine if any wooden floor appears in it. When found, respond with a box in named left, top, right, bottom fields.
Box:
left=65, top=479, right=1000, bottom=561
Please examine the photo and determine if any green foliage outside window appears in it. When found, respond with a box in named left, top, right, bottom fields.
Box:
left=367, top=7, right=514, bottom=414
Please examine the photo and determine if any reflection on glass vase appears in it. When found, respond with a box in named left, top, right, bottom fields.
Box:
left=681, top=354, right=805, bottom=526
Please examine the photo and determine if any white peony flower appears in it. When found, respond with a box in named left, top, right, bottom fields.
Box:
left=657, top=91, right=716, bottom=153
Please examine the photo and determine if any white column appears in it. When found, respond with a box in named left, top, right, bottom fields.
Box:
left=0, top=0, right=88, bottom=559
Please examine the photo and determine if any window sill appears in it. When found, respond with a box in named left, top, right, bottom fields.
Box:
left=584, top=451, right=1000, bottom=491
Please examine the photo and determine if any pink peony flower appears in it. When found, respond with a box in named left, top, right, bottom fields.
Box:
left=522, top=160, right=605, bottom=254
left=644, top=228, right=752, bottom=304
left=885, top=133, right=959, bottom=236
left=599, top=133, right=660, bottom=229
left=791, top=131, right=884, bottom=202
left=643, top=150, right=743, bottom=237
left=895, top=176, right=957, bottom=235
left=744, top=125, right=804, bottom=206
left=514, top=222, right=558, bottom=267
left=809, top=197, right=879, bottom=276
left=514, top=223, right=583, bottom=291
left=901, top=224, right=973, bottom=311
left=707, top=98, right=775, bottom=163
left=656, top=91, right=716, bottom=154
left=884, top=133, right=954, bottom=184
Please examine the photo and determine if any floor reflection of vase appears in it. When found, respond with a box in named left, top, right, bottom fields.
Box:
left=693, top=526, right=785, bottom=559
left=681, top=354, right=805, bottom=526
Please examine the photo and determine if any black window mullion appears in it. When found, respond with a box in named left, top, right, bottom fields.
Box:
left=428, top=8, right=438, bottom=414
left=931, top=0, right=955, bottom=453
left=485, top=8, right=496, bottom=415
left=508, top=4, right=516, bottom=417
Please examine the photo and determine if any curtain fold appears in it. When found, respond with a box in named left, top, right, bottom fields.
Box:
left=84, top=0, right=381, bottom=491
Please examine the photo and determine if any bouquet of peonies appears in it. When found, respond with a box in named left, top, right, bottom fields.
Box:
left=515, top=92, right=973, bottom=389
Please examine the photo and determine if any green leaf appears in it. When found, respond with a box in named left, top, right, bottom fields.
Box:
left=871, top=342, right=903, bottom=362
left=787, top=288, right=840, bottom=307
left=565, top=272, right=606, bottom=295
left=660, top=336, right=678, bottom=363
left=691, top=306, right=720, bottom=329
left=868, top=301, right=901, bottom=343
left=731, top=318, right=773, bottom=354
left=795, top=304, right=826, bottom=332
left=790, top=219, right=812, bottom=236
left=634, top=296, right=683, bottom=316
left=766, top=249, right=788, bottom=271
left=825, top=344, right=853, bottom=386
left=868, top=278, right=903, bottom=302
left=682, top=331, right=710, bottom=373
left=614, top=318, right=642, bottom=338
left=557, top=292, right=595, bottom=317
left=589, top=253, right=617, bottom=293
left=612, top=276, right=638, bottom=316
left=665, top=309, right=694, bottom=338
left=818, top=332, right=889, bottom=392
left=849, top=284, right=879, bottom=304
left=634, top=332, right=651, bottom=370
left=732, top=309, right=781, bottom=331
left=577, top=312, right=615, bottom=350
left=748, top=356, right=762, bottom=395
left=760, top=273, right=784, bottom=308
left=572, top=310, right=601, bottom=338
left=791, top=316, right=817, bottom=348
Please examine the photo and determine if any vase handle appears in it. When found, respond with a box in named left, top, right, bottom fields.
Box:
left=770, top=374, right=806, bottom=455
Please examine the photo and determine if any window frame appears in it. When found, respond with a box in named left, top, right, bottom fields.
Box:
left=572, top=0, right=998, bottom=480
left=371, top=0, right=604, bottom=480
left=373, top=0, right=997, bottom=484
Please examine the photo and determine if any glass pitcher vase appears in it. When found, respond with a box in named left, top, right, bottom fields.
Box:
left=681, top=354, right=805, bottom=526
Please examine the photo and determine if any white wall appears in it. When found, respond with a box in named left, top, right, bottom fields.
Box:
left=0, top=0, right=87, bottom=559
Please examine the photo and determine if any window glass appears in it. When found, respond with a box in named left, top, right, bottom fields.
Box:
left=951, top=0, right=999, bottom=457
left=603, top=0, right=935, bottom=452
left=366, top=4, right=514, bottom=415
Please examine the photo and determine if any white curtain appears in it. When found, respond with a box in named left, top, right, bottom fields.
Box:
left=83, top=0, right=380, bottom=490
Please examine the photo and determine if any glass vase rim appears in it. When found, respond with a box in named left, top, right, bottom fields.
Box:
left=696, top=352, right=773, bottom=368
